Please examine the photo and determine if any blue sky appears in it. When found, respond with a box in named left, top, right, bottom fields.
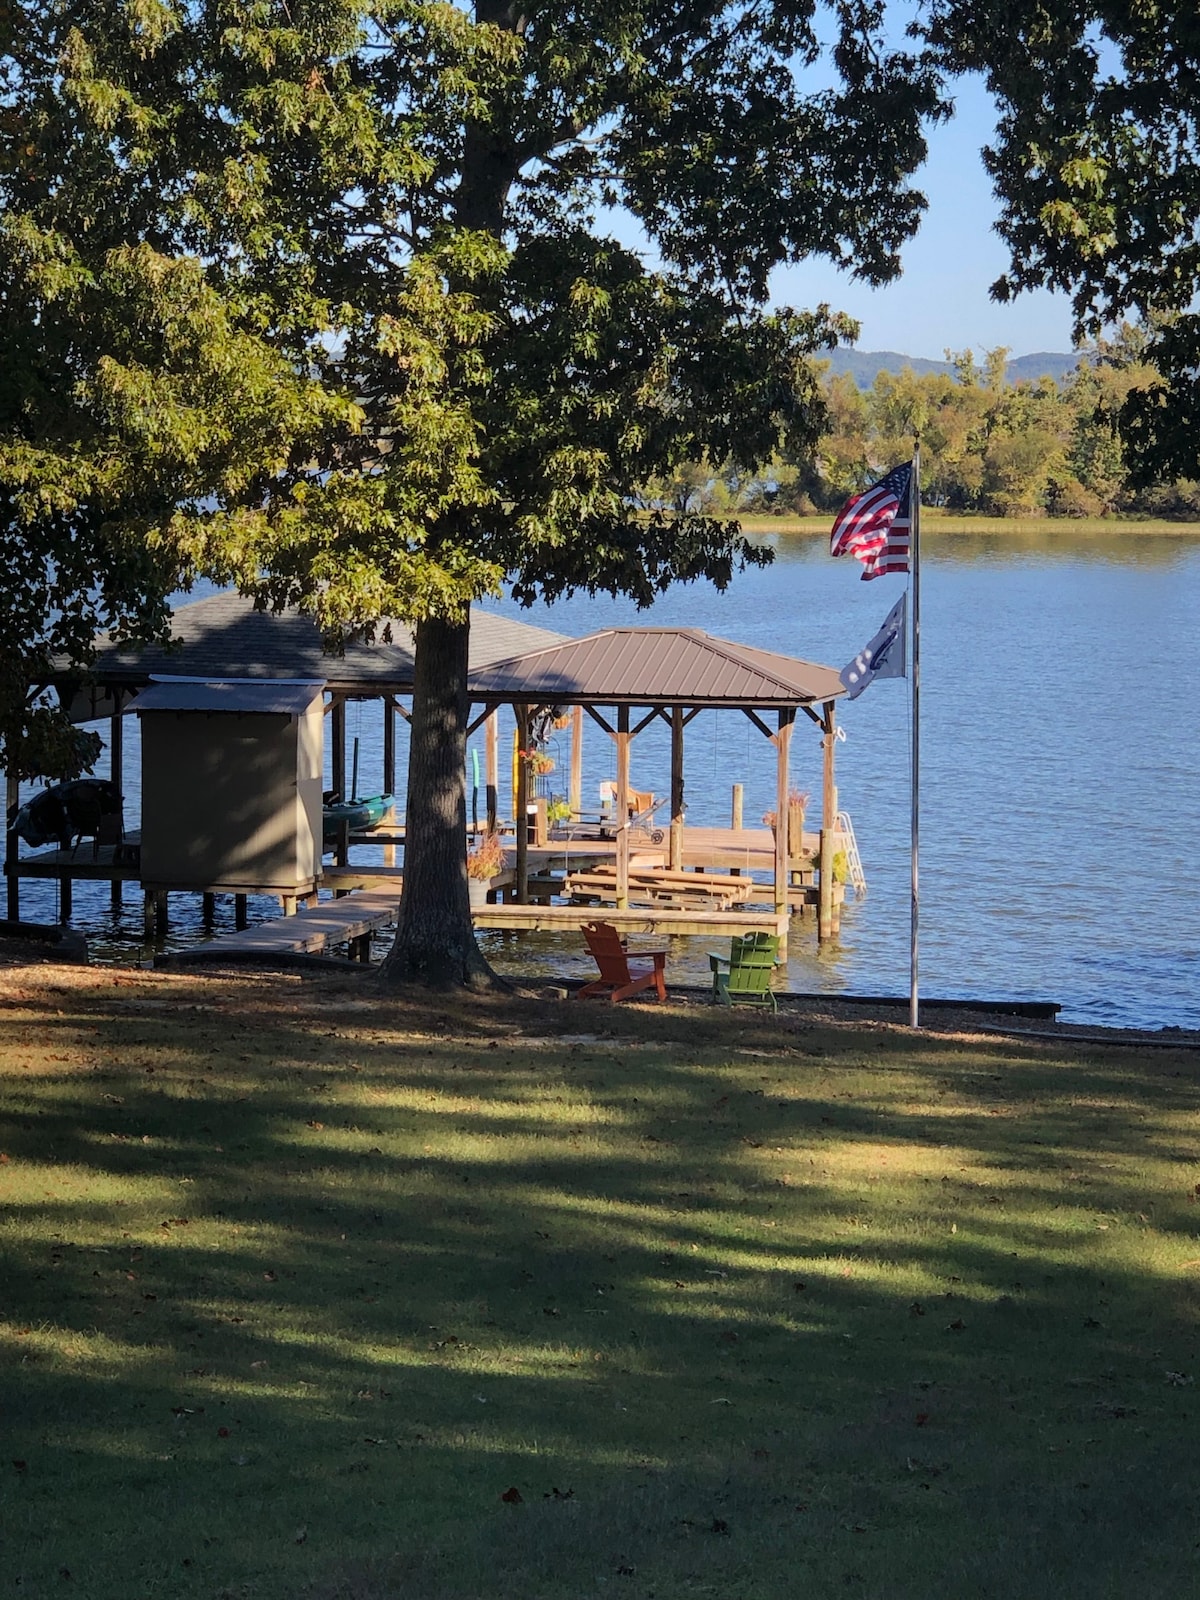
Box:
left=771, top=74, right=1079, bottom=360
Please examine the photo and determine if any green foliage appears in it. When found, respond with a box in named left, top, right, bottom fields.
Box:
left=714, top=335, right=1196, bottom=521
left=924, top=0, right=1200, bottom=482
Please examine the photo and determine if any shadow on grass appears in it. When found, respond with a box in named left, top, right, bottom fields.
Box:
left=2, top=971, right=1199, bottom=1599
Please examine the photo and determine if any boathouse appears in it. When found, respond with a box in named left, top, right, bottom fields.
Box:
left=6, top=594, right=854, bottom=958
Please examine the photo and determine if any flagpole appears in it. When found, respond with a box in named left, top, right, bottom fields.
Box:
left=910, top=439, right=921, bottom=1029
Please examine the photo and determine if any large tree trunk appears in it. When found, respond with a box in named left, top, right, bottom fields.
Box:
left=378, top=613, right=500, bottom=989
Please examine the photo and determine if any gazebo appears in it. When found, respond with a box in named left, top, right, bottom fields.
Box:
left=468, top=626, right=847, bottom=939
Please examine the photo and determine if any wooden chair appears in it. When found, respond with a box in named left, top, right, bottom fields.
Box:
left=577, top=921, right=668, bottom=1003
left=708, top=932, right=780, bottom=1010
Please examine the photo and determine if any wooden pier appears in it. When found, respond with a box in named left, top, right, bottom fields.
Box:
left=155, top=887, right=401, bottom=965
left=6, top=823, right=836, bottom=965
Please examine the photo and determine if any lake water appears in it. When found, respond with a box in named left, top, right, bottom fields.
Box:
left=11, top=530, right=1200, bottom=1031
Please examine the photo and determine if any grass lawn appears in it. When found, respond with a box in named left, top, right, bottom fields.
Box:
left=2, top=966, right=1199, bottom=1599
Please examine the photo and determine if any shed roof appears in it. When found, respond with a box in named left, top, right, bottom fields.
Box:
left=61, top=593, right=568, bottom=717
left=133, top=677, right=325, bottom=716
left=469, top=627, right=845, bottom=708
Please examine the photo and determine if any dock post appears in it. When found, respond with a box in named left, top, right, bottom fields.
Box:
left=615, top=706, right=630, bottom=909
left=202, top=892, right=216, bottom=926
left=59, top=876, right=73, bottom=922
left=485, top=711, right=499, bottom=832
left=570, top=705, right=583, bottom=820
left=731, top=783, right=743, bottom=831
left=331, top=698, right=346, bottom=799
left=383, top=697, right=396, bottom=867
left=110, top=703, right=124, bottom=911
left=143, top=890, right=155, bottom=941
left=818, top=702, right=838, bottom=942
left=5, top=773, right=18, bottom=920
left=235, top=894, right=248, bottom=930
left=515, top=706, right=530, bottom=903
left=154, top=891, right=168, bottom=938
left=773, top=712, right=793, bottom=919
left=669, top=707, right=684, bottom=871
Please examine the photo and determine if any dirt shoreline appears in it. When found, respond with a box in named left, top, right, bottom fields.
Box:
left=1, top=945, right=1195, bottom=1053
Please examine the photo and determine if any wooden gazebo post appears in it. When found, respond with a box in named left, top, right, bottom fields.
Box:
left=669, top=706, right=685, bottom=871
left=515, top=704, right=530, bottom=903
left=773, top=709, right=794, bottom=921
left=484, top=710, right=499, bottom=832
left=818, top=700, right=838, bottom=942
left=110, top=696, right=124, bottom=909
left=331, top=697, right=346, bottom=798
left=615, top=705, right=631, bottom=909
left=569, top=706, right=583, bottom=818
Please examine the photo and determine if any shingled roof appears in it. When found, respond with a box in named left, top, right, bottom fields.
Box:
left=469, top=627, right=845, bottom=708
left=62, top=592, right=567, bottom=713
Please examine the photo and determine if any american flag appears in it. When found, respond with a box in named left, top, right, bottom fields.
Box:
left=829, top=462, right=912, bottom=580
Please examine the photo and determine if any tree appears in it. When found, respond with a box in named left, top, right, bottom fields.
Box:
left=4, top=0, right=948, bottom=982
left=925, top=0, right=1200, bottom=483
left=0, top=3, right=361, bottom=782
left=0, top=241, right=351, bottom=783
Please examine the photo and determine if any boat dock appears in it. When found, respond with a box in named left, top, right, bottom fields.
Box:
left=155, top=887, right=402, bottom=965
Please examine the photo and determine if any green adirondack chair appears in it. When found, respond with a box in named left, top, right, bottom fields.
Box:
left=708, top=932, right=780, bottom=1010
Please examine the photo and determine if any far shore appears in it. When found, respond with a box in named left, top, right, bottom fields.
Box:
left=732, top=512, right=1200, bottom=537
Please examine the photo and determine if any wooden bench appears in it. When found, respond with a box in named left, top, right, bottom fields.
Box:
left=565, top=866, right=756, bottom=910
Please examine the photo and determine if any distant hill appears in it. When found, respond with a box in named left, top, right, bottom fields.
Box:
left=823, top=348, right=1083, bottom=388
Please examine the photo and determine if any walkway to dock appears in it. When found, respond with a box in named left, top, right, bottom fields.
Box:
left=156, top=887, right=401, bottom=965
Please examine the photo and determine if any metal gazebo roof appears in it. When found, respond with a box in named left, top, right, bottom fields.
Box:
left=468, top=627, right=845, bottom=708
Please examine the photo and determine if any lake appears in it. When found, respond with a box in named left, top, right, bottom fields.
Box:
left=11, top=529, right=1200, bottom=1031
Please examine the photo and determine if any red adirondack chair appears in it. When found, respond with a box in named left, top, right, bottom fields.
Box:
left=577, top=921, right=668, bottom=1003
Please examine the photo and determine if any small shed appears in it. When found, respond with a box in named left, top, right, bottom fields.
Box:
left=134, top=677, right=325, bottom=895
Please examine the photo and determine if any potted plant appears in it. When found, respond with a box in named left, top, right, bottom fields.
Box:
left=762, top=788, right=810, bottom=858
left=521, top=747, right=555, bottom=777
left=546, top=798, right=572, bottom=828
left=466, top=831, right=507, bottom=907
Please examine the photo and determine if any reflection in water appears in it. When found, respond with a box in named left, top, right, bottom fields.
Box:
left=11, top=531, right=1200, bottom=1031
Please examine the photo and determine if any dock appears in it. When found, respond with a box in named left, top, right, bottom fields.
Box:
left=8, top=821, right=836, bottom=965
left=155, top=887, right=401, bottom=965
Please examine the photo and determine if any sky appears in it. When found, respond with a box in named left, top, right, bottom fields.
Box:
left=769, top=74, right=1079, bottom=361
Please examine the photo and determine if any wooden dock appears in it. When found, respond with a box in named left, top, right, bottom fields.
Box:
left=471, top=902, right=789, bottom=938
left=10, top=818, right=830, bottom=963
left=155, top=887, right=401, bottom=965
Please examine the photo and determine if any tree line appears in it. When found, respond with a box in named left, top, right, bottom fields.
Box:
left=647, top=327, right=1200, bottom=522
